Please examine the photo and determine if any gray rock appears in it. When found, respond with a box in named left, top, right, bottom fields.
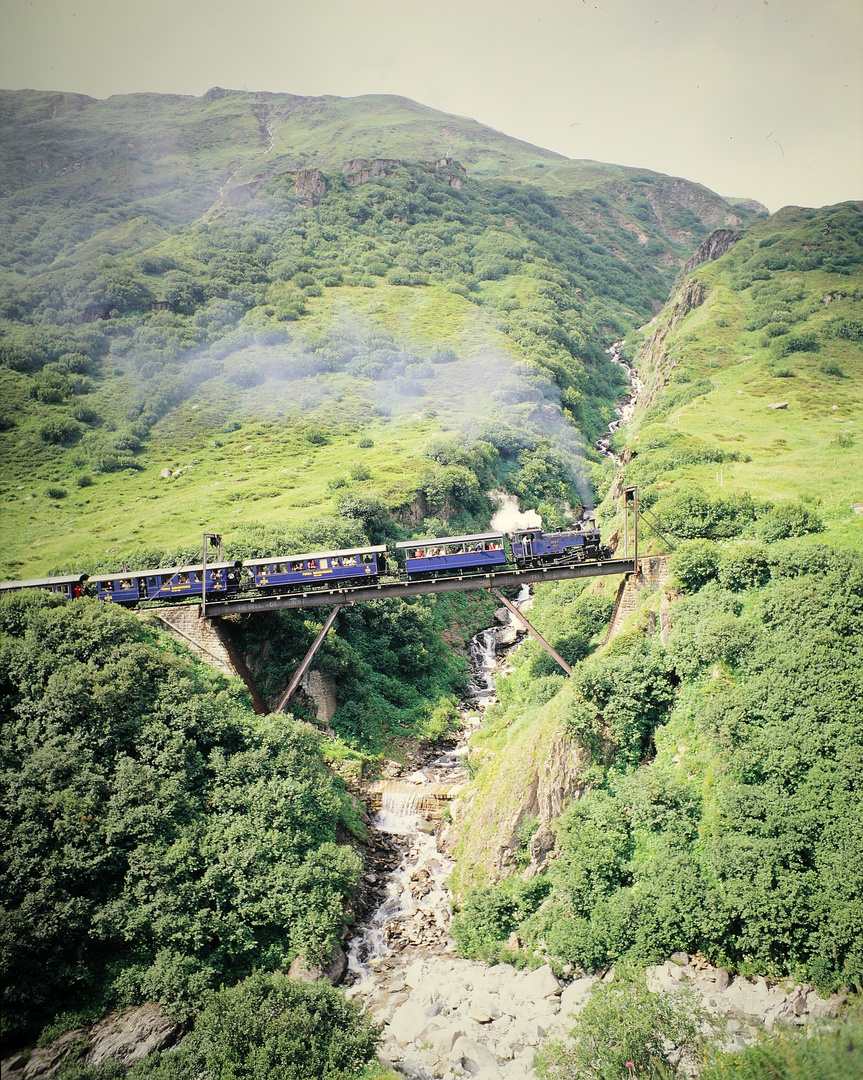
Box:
left=86, top=1005, right=180, bottom=1068
left=559, top=976, right=595, bottom=1018
left=431, top=1026, right=465, bottom=1054
left=389, top=999, right=431, bottom=1047
left=451, top=1035, right=499, bottom=1072
left=521, top=964, right=561, bottom=999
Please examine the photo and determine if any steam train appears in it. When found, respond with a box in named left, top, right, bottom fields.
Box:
left=0, top=521, right=607, bottom=608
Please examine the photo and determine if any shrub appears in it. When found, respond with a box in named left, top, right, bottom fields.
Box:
left=357, top=437, right=374, bottom=448
left=385, top=267, right=413, bottom=286
left=75, top=475, right=94, bottom=488
left=757, top=501, right=825, bottom=543
left=819, top=359, right=847, bottom=377
left=128, top=973, right=380, bottom=1080
left=535, top=974, right=711, bottom=1080
left=349, top=463, right=372, bottom=482
left=717, top=541, right=771, bottom=591
left=45, top=486, right=67, bottom=500
left=670, top=539, right=720, bottom=591
left=39, top=416, right=82, bottom=444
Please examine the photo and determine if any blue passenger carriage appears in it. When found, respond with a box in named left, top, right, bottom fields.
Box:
left=397, top=532, right=507, bottom=577
left=244, top=545, right=387, bottom=593
left=0, top=573, right=87, bottom=599
left=89, top=561, right=241, bottom=606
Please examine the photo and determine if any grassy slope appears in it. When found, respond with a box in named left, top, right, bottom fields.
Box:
left=614, top=202, right=863, bottom=539
left=0, top=284, right=513, bottom=576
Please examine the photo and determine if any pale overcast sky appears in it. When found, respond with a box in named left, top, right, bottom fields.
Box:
left=2, top=0, right=861, bottom=213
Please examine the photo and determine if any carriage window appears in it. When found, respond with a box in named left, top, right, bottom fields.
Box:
left=487, top=540, right=502, bottom=550
left=307, top=560, right=317, bottom=569
left=273, top=562, right=286, bottom=574
left=192, top=571, right=203, bottom=583
left=410, top=548, right=424, bottom=559
left=177, top=573, right=190, bottom=586
left=362, top=553, right=374, bottom=563
left=342, top=555, right=357, bottom=566
left=148, top=576, right=159, bottom=588
left=446, top=544, right=465, bottom=555
left=319, top=559, right=328, bottom=569
left=290, top=561, right=303, bottom=572
left=103, top=581, right=114, bottom=591
left=120, top=579, right=133, bottom=590
left=332, top=557, right=342, bottom=568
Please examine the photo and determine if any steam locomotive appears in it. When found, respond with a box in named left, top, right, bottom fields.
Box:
left=0, top=521, right=607, bottom=608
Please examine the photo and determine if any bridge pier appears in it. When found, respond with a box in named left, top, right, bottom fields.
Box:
left=140, top=607, right=267, bottom=714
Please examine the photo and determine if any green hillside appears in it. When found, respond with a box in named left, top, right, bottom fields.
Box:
left=2, top=86, right=860, bottom=1072
left=0, top=88, right=764, bottom=578
left=446, top=200, right=863, bottom=1017
left=617, top=201, right=863, bottom=536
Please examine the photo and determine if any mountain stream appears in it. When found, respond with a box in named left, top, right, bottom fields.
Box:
left=344, top=588, right=579, bottom=1079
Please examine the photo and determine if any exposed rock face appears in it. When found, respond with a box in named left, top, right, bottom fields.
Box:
left=341, top=158, right=401, bottom=186
left=221, top=180, right=263, bottom=207
left=295, top=168, right=326, bottom=204
left=1, top=1005, right=180, bottom=1080
left=85, top=1005, right=181, bottom=1068
left=631, top=275, right=708, bottom=416
left=682, top=228, right=742, bottom=275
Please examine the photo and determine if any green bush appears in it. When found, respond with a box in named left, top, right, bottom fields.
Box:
left=757, top=501, right=825, bottom=543
left=652, top=484, right=757, bottom=540
left=0, top=595, right=361, bottom=1041
left=535, top=974, right=711, bottom=1080
left=716, top=541, right=771, bottom=591
left=701, top=1016, right=863, bottom=1080
left=39, top=415, right=83, bottom=444
left=45, top=485, right=67, bottom=500
left=670, top=539, right=720, bottom=591
left=128, top=973, right=380, bottom=1080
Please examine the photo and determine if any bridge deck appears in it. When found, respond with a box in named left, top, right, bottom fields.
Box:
left=201, top=557, right=637, bottom=617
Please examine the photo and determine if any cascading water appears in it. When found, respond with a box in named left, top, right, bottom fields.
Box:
left=346, top=590, right=531, bottom=994
left=596, top=341, right=643, bottom=462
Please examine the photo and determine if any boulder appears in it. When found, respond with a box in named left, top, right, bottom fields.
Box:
left=388, top=999, right=431, bottom=1048
left=521, top=964, right=561, bottom=999
left=431, top=1026, right=466, bottom=1054
left=86, top=1004, right=180, bottom=1067
left=559, top=976, right=595, bottom=1018
left=451, top=1035, right=499, bottom=1072
left=288, top=943, right=346, bottom=985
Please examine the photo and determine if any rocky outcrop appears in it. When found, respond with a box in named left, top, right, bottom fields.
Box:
left=645, top=955, right=848, bottom=1047
left=341, top=158, right=401, bottom=186
left=682, top=228, right=742, bottom=275
left=220, top=180, right=263, bottom=207
left=298, top=668, right=338, bottom=723
left=295, top=168, right=326, bottom=205
left=2, top=1005, right=180, bottom=1080
left=631, top=275, right=708, bottom=415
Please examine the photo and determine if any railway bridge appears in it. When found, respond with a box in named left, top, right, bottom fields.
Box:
left=149, top=555, right=642, bottom=714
